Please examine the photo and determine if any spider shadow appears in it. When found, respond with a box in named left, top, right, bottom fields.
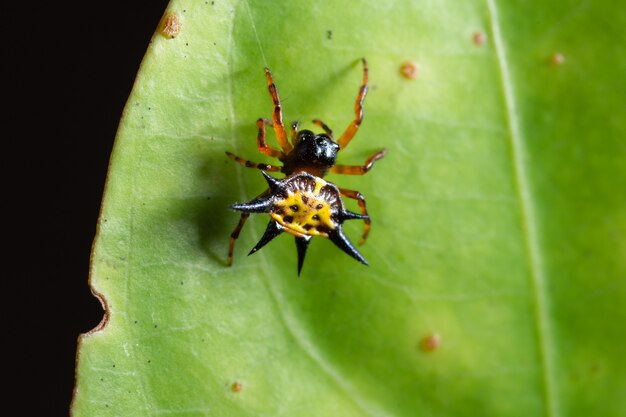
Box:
left=195, top=155, right=246, bottom=268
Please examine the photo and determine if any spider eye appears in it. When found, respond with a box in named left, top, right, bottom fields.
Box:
left=296, top=130, right=315, bottom=143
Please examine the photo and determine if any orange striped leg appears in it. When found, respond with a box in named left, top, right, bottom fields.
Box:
left=256, top=118, right=284, bottom=159
left=338, top=187, right=370, bottom=245
left=225, top=151, right=281, bottom=172
left=264, top=68, right=293, bottom=154
left=337, top=58, right=368, bottom=150
left=329, top=148, right=387, bottom=175
left=312, top=119, right=333, bottom=137
left=228, top=213, right=250, bottom=266
left=290, top=121, right=300, bottom=143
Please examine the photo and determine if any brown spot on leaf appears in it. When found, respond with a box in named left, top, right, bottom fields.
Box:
left=549, top=52, right=565, bottom=66
left=473, top=31, right=486, bottom=46
left=420, top=333, right=441, bottom=352
left=231, top=381, right=243, bottom=393
left=400, top=61, right=418, bottom=79
left=159, top=12, right=181, bottom=39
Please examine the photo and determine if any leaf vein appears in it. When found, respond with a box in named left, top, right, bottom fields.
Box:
left=486, top=1, right=558, bottom=417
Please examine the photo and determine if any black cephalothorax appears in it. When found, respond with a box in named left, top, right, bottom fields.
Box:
left=281, top=130, right=340, bottom=177
left=225, top=59, right=387, bottom=274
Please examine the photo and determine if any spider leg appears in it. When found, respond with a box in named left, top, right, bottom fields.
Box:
left=227, top=212, right=250, bottom=266
left=338, top=187, right=371, bottom=245
left=290, top=121, right=300, bottom=143
left=312, top=119, right=333, bottom=137
left=228, top=188, right=273, bottom=265
left=256, top=118, right=285, bottom=159
left=337, top=58, right=368, bottom=150
left=264, top=68, right=293, bottom=154
left=225, top=151, right=281, bottom=172
left=329, top=148, right=386, bottom=175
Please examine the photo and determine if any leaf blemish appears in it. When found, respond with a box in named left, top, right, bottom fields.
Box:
left=473, top=31, right=486, bottom=46
left=400, top=61, right=418, bottom=79
left=231, top=381, right=243, bottom=393
left=420, top=333, right=441, bottom=352
left=549, top=52, right=565, bottom=66
left=159, top=12, right=181, bottom=39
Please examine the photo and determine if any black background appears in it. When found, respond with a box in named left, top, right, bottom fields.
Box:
left=5, top=1, right=169, bottom=414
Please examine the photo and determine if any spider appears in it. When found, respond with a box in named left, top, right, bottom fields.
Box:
left=226, top=58, right=387, bottom=274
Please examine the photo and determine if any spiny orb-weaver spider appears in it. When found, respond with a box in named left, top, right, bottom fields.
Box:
left=226, top=59, right=387, bottom=274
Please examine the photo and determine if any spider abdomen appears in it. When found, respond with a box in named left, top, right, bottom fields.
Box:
left=271, top=175, right=339, bottom=237
left=225, top=59, right=386, bottom=274
left=230, top=172, right=368, bottom=273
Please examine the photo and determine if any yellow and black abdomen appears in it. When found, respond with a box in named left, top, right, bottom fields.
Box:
left=230, top=172, right=368, bottom=274
left=270, top=175, right=338, bottom=237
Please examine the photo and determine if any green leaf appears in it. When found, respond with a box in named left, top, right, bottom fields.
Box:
left=72, top=0, right=626, bottom=416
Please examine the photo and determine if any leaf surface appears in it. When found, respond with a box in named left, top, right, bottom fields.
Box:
left=73, top=0, right=626, bottom=416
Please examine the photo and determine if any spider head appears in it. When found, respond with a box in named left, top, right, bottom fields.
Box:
left=292, top=129, right=340, bottom=167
